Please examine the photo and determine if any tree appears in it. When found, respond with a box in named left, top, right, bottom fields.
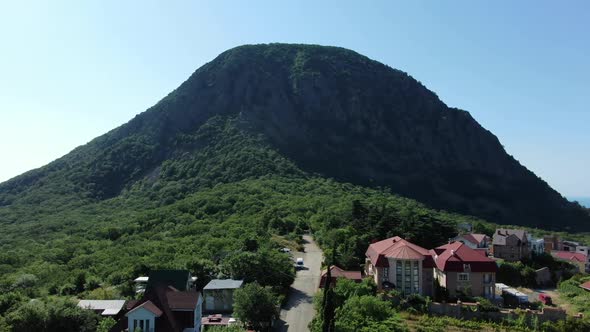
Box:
left=97, top=317, right=117, bottom=332
left=221, top=250, right=294, bottom=289
left=186, top=258, right=218, bottom=291
left=473, top=222, right=495, bottom=236
left=333, top=295, right=407, bottom=332
left=0, top=315, right=10, bottom=331
left=11, top=274, right=38, bottom=297
left=74, top=272, right=87, bottom=294
left=5, top=300, right=47, bottom=331
left=332, top=278, right=376, bottom=307
left=233, top=283, right=279, bottom=331
left=6, top=298, right=98, bottom=332
left=497, top=262, right=523, bottom=286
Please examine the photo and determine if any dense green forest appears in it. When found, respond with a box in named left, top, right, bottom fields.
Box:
left=2, top=44, right=588, bottom=231
left=0, top=115, right=479, bottom=330
left=1, top=43, right=589, bottom=330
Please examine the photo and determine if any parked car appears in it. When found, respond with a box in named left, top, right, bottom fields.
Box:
left=279, top=247, right=291, bottom=253
left=294, top=257, right=304, bottom=270
left=538, top=293, right=552, bottom=305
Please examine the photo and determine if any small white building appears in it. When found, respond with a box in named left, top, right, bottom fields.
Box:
left=530, top=237, right=545, bottom=255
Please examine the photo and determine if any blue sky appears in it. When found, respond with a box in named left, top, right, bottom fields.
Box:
left=0, top=1, right=588, bottom=197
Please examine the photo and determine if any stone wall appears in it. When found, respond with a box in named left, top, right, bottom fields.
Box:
left=428, top=301, right=568, bottom=325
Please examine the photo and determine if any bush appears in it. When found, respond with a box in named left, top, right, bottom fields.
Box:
left=5, top=298, right=98, bottom=332
left=400, top=294, right=429, bottom=313
left=334, top=295, right=408, bottom=332
left=474, top=297, right=499, bottom=312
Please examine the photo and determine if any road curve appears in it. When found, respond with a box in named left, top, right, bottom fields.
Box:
left=274, top=235, right=323, bottom=332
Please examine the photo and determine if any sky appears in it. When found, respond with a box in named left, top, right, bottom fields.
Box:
left=0, top=1, right=588, bottom=197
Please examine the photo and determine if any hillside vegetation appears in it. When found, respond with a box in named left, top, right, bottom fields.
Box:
left=1, top=43, right=589, bottom=330
left=1, top=44, right=587, bottom=231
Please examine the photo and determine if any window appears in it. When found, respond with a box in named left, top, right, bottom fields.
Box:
left=484, top=273, right=492, bottom=283
left=463, top=264, right=471, bottom=272
left=396, top=261, right=402, bottom=287
left=404, top=261, right=412, bottom=294
left=383, top=267, right=389, bottom=279
left=412, top=261, right=419, bottom=292
left=146, top=320, right=150, bottom=332
left=458, top=273, right=469, bottom=281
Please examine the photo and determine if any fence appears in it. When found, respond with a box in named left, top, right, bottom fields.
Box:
left=428, top=301, right=569, bottom=324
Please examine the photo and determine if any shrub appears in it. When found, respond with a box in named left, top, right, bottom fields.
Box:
left=474, top=297, right=499, bottom=312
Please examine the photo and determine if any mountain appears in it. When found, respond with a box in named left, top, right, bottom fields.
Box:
left=1, top=43, right=588, bottom=232
left=570, top=197, right=590, bottom=208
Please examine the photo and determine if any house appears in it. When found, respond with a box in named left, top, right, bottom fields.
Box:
left=134, top=270, right=198, bottom=293
left=457, top=223, right=473, bottom=233
left=530, top=237, right=545, bottom=255
left=551, top=251, right=588, bottom=273
left=110, top=270, right=203, bottom=332
left=450, top=233, right=491, bottom=250
left=203, top=279, right=244, bottom=314
left=535, top=267, right=552, bottom=286
left=491, top=229, right=531, bottom=261
left=319, top=266, right=363, bottom=288
left=365, top=236, right=435, bottom=296
left=78, top=300, right=127, bottom=319
left=562, top=240, right=581, bottom=252
left=544, top=235, right=562, bottom=253
left=431, top=242, right=498, bottom=299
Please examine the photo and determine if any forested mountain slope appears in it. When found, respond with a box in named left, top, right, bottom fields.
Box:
left=1, top=43, right=587, bottom=231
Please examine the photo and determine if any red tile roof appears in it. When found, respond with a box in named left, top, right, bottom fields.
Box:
left=461, top=233, right=488, bottom=245
left=321, top=266, right=362, bottom=280
left=432, top=242, right=498, bottom=272
left=552, top=250, right=587, bottom=262
left=580, top=281, right=590, bottom=291
left=126, top=300, right=163, bottom=317
left=366, top=236, right=431, bottom=267
left=319, top=266, right=363, bottom=287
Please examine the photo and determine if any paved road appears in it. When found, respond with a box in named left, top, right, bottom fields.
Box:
left=274, top=235, right=323, bottom=332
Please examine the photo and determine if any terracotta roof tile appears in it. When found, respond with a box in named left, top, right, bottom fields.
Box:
left=552, top=250, right=587, bottom=262
left=126, top=300, right=163, bottom=317
left=432, top=242, right=497, bottom=272
left=365, top=236, right=430, bottom=267
left=321, top=266, right=362, bottom=280
left=580, top=280, right=590, bottom=291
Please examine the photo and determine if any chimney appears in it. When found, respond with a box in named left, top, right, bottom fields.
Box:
left=451, top=250, right=455, bottom=256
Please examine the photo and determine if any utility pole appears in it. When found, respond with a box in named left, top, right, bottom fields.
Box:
left=322, top=247, right=336, bottom=332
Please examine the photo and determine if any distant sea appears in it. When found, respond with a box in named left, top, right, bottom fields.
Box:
left=569, top=197, right=590, bottom=208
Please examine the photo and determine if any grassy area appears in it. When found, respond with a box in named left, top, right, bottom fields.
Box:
left=557, top=275, right=590, bottom=315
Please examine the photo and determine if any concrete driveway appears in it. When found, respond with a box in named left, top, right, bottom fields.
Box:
left=274, top=235, right=323, bottom=332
